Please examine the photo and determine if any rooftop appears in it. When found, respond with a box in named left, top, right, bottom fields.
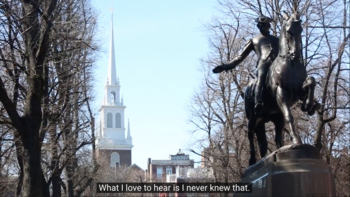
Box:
left=151, top=160, right=193, bottom=165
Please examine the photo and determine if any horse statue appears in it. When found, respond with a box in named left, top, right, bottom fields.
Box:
left=244, top=12, right=319, bottom=165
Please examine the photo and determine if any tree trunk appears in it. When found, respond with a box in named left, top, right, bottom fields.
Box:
left=14, top=134, right=24, bottom=196
left=50, top=123, right=61, bottom=197
left=51, top=172, right=62, bottom=197
left=21, top=134, right=50, bottom=197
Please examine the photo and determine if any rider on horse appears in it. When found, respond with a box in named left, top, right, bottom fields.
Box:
left=212, top=16, right=279, bottom=115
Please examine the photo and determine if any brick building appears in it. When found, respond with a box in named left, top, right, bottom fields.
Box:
left=146, top=149, right=194, bottom=182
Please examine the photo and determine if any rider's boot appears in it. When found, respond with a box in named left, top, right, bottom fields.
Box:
left=255, top=84, right=263, bottom=115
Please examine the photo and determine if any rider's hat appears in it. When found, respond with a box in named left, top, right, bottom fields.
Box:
left=255, top=16, right=273, bottom=23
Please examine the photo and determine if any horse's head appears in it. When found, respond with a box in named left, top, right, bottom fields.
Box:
left=280, top=12, right=303, bottom=61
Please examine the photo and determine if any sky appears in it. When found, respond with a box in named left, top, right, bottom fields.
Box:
left=91, top=0, right=217, bottom=170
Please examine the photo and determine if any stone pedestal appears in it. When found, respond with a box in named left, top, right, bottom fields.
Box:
left=234, top=144, right=336, bottom=197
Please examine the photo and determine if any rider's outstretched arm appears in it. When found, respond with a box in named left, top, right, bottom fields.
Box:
left=223, top=39, right=254, bottom=70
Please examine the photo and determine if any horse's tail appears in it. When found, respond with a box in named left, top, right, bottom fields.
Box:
left=244, top=79, right=257, bottom=119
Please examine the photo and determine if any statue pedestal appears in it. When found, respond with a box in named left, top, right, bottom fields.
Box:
left=235, top=144, right=336, bottom=197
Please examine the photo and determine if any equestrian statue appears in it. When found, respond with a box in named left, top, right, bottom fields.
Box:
left=213, top=12, right=320, bottom=166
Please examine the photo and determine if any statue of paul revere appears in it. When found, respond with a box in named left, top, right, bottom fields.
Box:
left=213, top=16, right=279, bottom=115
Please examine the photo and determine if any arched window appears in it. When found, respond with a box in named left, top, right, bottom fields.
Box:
left=116, top=113, right=121, bottom=128
left=110, top=91, right=116, bottom=104
left=110, top=152, right=120, bottom=167
left=107, top=113, right=112, bottom=128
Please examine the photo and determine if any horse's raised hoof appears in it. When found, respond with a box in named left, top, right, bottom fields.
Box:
left=308, top=102, right=320, bottom=116
left=308, top=109, right=316, bottom=116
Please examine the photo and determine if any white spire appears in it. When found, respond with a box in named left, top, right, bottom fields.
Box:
left=108, top=15, right=117, bottom=85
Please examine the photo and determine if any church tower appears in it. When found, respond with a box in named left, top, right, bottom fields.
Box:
left=96, top=17, right=133, bottom=167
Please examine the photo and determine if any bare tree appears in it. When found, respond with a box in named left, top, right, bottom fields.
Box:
left=0, top=0, right=99, bottom=196
left=93, top=159, right=145, bottom=197
left=42, top=1, right=99, bottom=196
left=188, top=7, right=256, bottom=193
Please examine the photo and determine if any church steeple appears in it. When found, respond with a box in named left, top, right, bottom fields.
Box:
left=103, top=16, right=121, bottom=106
left=108, top=16, right=117, bottom=85
left=96, top=13, right=133, bottom=167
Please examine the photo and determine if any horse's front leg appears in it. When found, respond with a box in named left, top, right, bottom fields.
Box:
left=256, top=122, right=267, bottom=158
left=276, top=86, right=302, bottom=145
left=248, top=130, right=256, bottom=166
left=301, top=76, right=316, bottom=112
left=272, top=114, right=285, bottom=148
left=247, top=118, right=257, bottom=166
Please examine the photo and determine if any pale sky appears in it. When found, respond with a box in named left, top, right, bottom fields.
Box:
left=91, top=0, right=217, bottom=170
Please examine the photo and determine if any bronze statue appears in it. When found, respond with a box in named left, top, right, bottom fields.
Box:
left=213, top=16, right=279, bottom=115
left=213, top=13, right=319, bottom=166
